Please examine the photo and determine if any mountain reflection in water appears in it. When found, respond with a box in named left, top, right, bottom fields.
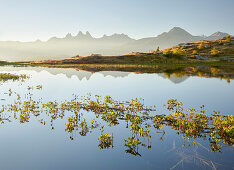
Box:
left=0, top=65, right=233, bottom=170
left=0, top=66, right=192, bottom=84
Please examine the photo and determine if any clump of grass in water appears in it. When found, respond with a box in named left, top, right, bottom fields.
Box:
left=0, top=73, right=28, bottom=82
left=0, top=86, right=233, bottom=155
left=98, top=134, right=113, bottom=149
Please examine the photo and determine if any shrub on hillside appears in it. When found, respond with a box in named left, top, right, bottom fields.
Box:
left=172, top=48, right=186, bottom=56
left=211, top=48, right=219, bottom=56
left=218, top=40, right=223, bottom=45
left=163, top=47, right=185, bottom=58
left=156, top=46, right=160, bottom=53
left=163, top=49, right=173, bottom=57
left=149, top=47, right=160, bottom=54
left=197, top=43, right=205, bottom=50
left=192, top=50, right=198, bottom=55
left=226, top=35, right=231, bottom=42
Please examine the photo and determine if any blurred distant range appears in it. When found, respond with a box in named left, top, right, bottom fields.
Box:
left=0, top=27, right=231, bottom=61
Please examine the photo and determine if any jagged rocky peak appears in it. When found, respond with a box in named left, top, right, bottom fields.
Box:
left=75, top=31, right=93, bottom=39
left=65, top=33, right=73, bottom=38
left=100, top=33, right=133, bottom=41
left=77, top=31, right=84, bottom=37
left=85, top=31, right=92, bottom=36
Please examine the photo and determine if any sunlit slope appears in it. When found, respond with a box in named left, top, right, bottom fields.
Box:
left=0, top=27, right=230, bottom=62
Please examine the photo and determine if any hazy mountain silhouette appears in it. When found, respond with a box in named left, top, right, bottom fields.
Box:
left=125, top=27, right=203, bottom=52
left=0, top=27, right=230, bottom=62
left=0, top=65, right=189, bottom=84
left=205, top=32, right=229, bottom=40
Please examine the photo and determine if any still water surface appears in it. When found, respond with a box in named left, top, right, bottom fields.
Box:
left=0, top=66, right=233, bottom=170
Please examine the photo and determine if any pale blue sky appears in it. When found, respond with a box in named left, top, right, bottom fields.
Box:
left=0, top=0, right=233, bottom=41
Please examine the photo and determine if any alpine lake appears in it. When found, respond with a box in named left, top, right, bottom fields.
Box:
left=0, top=65, right=233, bottom=170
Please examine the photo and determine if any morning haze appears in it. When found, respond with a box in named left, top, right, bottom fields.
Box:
left=0, top=0, right=233, bottom=61
left=0, top=1, right=234, bottom=170
left=0, top=27, right=230, bottom=61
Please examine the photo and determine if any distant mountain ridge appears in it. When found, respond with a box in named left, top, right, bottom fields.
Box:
left=0, top=27, right=231, bottom=61
left=205, top=32, right=229, bottom=40
left=48, top=31, right=134, bottom=43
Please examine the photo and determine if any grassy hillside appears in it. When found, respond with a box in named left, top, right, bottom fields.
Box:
left=17, top=36, right=234, bottom=66
left=1, top=36, right=234, bottom=81
left=162, top=35, right=234, bottom=61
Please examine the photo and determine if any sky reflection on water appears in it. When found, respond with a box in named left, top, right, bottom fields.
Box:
left=0, top=66, right=233, bottom=170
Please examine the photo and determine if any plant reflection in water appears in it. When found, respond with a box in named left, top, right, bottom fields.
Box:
left=0, top=84, right=233, bottom=157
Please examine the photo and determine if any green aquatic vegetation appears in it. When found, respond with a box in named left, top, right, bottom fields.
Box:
left=27, top=86, right=33, bottom=90
left=65, top=116, right=79, bottom=133
left=125, top=137, right=142, bottom=156
left=36, top=85, right=43, bottom=90
left=211, top=113, right=234, bottom=146
left=0, top=86, right=233, bottom=156
left=79, top=118, right=89, bottom=136
left=154, top=99, right=233, bottom=152
left=98, top=134, right=113, bottom=149
left=8, top=89, right=12, bottom=96
left=0, top=73, right=28, bottom=82
left=17, top=94, right=21, bottom=100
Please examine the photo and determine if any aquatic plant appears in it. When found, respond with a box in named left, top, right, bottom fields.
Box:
left=36, top=85, right=42, bottom=90
left=0, top=73, right=28, bottom=82
left=0, top=86, right=233, bottom=156
left=98, top=134, right=113, bottom=149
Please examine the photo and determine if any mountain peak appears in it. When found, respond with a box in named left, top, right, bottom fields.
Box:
left=170, top=27, right=184, bottom=31
left=112, top=33, right=129, bottom=38
left=210, top=31, right=228, bottom=37
left=65, top=33, right=73, bottom=38
left=206, top=31, right=229, bottom=40
left=169, top=27, right=190, bottom=34
left=166, top=27, right=192, bottom=38
left=75, top=31, right=93, bottom=39
left=77, top=31, right=84, bottom=37
left=98, top=33, right=134, bottom=42
left=85, top=31, right=92, bottom=37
